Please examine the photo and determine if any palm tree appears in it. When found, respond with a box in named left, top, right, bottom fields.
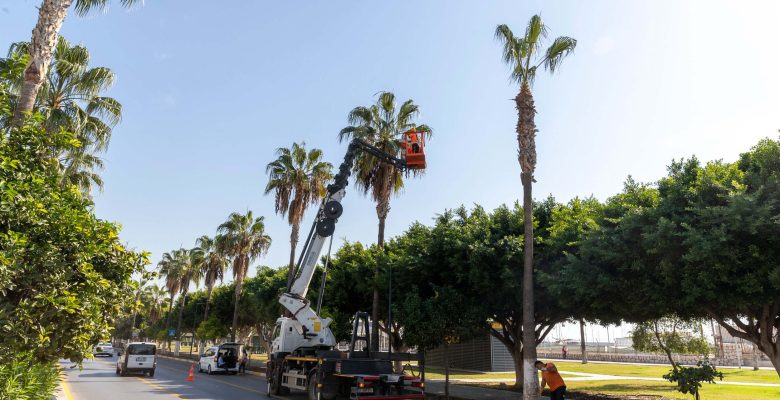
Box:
left=173, top=247, right=204, bottom=352
left=216, top=211, right=272, bottom=341
left=144, top=283, right=168, bottom=325
left=12, top=0, right=141, bottom=125
left=265, top=142, right=333, bottom=288
left=5, top=38, right=121, bottom=194
left=338, top=91, right=432, bottom=351
left=158, top=251, right=182, bottom=350
left=60, top=149, right=104, bottom=194
left=196, top=235, right=228, bottom=322
left=495, top=17, right=576, bottom=398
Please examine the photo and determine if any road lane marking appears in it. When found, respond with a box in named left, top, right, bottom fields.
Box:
left=138, top=377, right=186, bottom=399
left=61, top=376, right=76, bottom=400
left=155, top=363, right=266, bottom=394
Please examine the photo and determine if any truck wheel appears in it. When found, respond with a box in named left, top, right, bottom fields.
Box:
left=148, top=369, right=155, bottom=378
left=307, top=373, right=319, bottom=400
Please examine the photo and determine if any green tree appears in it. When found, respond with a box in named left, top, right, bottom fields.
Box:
left=3, top=38, right=122, bottom=195
left=631, top=317, right=711, bottom=371
left=172, top=247, right=204, bottom=349
left=495, top=17, right=576, bottom=398
left=265, top=142, right=333, bottom=288
left=158, top=250, right=183, bottom=348
left=196, top=235, right=228, bottom=323
left=0, top=85, right=146, bottom=397
left=12, top=0, right=141, bottom=125
left=216, top=211, right=272, bottom=341
left=338, top=91, right=432, bottom=351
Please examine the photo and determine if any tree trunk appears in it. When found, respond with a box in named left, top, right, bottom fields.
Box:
left=753, top=344, right=760, bottom=371
left=287, top=222, right=300, bottom=288
left=203, top=285, right=213, bottom=323
left=516, top=80, right=539, bottom=400
left=372, top=195, right=390, bottom=353
left=232, top=259, right=246, bottom=342
left=166, top=293, right=175, bottom=350
left=130, top=290, right=141, bottom=335
left=444, top=342, right=450, bottom=400
left=175, top=291, right=188, bottom=341
left=580, top=319, right=588, bottom=364
left=511, top=343, right=524, bottom=389
left=12, top=0, right=72, bottom=125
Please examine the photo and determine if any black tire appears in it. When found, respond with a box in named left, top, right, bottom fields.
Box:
left=307, top=372, right=319, bottom=400
left=198, top=362, right=203, bottom=373
left=148, top=369, right=155, bottom=378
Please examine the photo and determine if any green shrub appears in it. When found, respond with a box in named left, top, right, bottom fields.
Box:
left=0, top=352, right=60, bottom=400
left=663, top=359, right=724, bottom=400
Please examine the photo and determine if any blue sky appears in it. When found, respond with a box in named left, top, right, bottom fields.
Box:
left=2, top=0, right=779, bottom=338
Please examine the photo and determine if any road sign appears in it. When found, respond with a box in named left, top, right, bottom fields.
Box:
left=168, top=328, right=176, bottom=337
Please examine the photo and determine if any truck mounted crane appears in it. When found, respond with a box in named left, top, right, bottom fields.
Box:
left=267, top=134, right=427, bottom=400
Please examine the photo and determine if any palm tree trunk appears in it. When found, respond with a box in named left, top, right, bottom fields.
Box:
left=516, top=81, right=539, bottom=399
left=580, top=319, right=588, bottom=364
left=203, top=285, right=213, bottom=322
left=231, top=257, right=246, bottom=342
left=166, top=293, right=175, bottom=350
left=175, top=290, right=188, bottom=356
left=287, top=222, right=300, bottom=288
left=373, top=195, right=390, bottom=353
left=12, top=0, right=72, bottom=125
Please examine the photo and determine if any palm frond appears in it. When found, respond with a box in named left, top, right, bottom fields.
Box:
left=541, top=36, right=577, bottom=73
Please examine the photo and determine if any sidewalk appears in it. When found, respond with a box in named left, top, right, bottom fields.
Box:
left=426, top=381, right=549, bottom=400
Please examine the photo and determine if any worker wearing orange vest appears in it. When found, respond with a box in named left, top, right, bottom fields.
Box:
left=407, top=129, right=420, bottom=154
left=536, top=360, right=566, bottom=400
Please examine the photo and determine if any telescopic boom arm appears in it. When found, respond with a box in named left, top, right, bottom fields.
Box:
left=279, top=139, right=408, bottom=323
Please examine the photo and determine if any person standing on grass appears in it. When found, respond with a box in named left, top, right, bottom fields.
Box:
left=536, top=360, right=566, bottom=400
left=562, top=345, right=568, bottom=359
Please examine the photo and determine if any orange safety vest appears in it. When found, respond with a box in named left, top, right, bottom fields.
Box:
left=542, top=363, right=565, bottom=391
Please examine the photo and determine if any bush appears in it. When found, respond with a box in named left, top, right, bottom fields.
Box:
left=0, top=352, right=60, bottom=400
left=663, top=359, right=724, bottom=400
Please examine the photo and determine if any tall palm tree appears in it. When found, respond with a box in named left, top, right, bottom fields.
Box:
left=495, top=17, right=576, bottom=398
left=339, top=91, right=432, bottom=351
left=12, top=0, right=141, bottom=125
left=158, top=251, right=182, bottom=350
left=196, top=235, right=228, bottom=322
left=4, top=38, right=121, bottom=194
left=265, top=142, right=333, bottom=288
left=173, top=247, right=204, bottom=351
left=216, top=211, right=272, bottom=341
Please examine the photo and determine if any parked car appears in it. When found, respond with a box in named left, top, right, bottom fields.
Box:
left=116, top=342, right=157, bottom=377
left=92, top=342, right=114, bottom=357
left=198, top=342, right=243, bottom=375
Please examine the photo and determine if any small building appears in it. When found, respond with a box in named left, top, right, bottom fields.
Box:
left=426, top=335, right=514, bottom=372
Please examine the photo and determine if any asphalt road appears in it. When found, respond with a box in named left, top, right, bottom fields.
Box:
left=59, top=354, right=277, bottom=400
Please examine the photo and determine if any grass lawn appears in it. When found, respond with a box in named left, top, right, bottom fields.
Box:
left=416, top=362, right=779, bottom=384
left=469, top=380, right=780, bottom=400
left=411, top=362, right=780, bottom=400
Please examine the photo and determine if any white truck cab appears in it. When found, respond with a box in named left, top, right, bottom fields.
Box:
left=116, top=342, right=157, bottom=377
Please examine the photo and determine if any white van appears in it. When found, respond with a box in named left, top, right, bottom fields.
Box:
left=197, top=342, right=243, bottom=375
left=116, top=342, right=157, bottom=377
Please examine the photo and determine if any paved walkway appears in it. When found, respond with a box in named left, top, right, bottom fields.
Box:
left=426, top=381, right=548, bottom=400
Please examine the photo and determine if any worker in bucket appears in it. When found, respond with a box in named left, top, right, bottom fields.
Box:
left=536, top=360, right=566, bottom=400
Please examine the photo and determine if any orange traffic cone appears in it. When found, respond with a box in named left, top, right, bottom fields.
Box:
left=187, top=364, right=194, bottom=382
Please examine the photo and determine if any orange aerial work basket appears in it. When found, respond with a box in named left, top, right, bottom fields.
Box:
left=402, top=128, right=426, bottom=170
